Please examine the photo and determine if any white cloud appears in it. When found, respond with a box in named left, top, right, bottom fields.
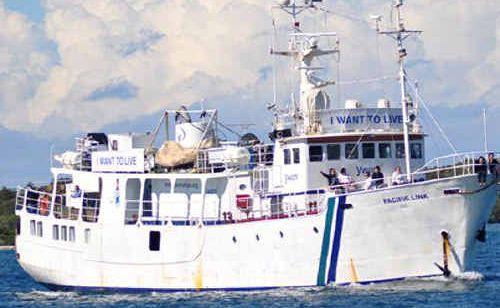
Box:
left=0, top=3, right=54, bottom=127
left=0, top=0, right=498, bottom=136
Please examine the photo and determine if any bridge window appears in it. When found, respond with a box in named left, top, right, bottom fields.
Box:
left=411, top=143, right=423, bottom=159
left=284, top=149, right=291, bottom=165
left=309, top=146, right=323, bottom=162
left=379, top=143, right=392, bottom=159
left=396, top=143, right=405, bottom=159
left=327, top=144, right=340, bottom=160
left=293, top=148, right=300, bottom=164
left=362, top=143, right=375, bottom=159
left=345, top=144, right=359, bottom=159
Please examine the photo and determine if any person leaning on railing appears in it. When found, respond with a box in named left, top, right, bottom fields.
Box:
left=320, top=168, right=339, bottom=187
left=487, top=152, right=498, bottom=179
left=371, top=166, right=385, bottom=188
left=476, top=156, right=488, bottom=186
left=361, top=171, right=375, bottom=190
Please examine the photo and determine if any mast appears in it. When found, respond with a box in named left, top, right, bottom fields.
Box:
left=483, top=108, right=488, bottom=153
left=376, top=0, right=421, bottom=180
left=271, top=0, right=339, bottom=135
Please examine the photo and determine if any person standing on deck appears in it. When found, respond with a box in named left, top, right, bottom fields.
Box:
left=487, top=153, right=498, bottom=178
left=371, top=166, right=385, bottom=188
left=338, top=167, right=354, bottom=192
left=391, top=166, right=405, bottom=186
left=320, top=168, right=339, bottom=187
left=477, top=156, right=488, bottom=186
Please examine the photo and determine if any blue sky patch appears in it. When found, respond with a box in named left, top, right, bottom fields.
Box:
left=87, top=80, right=139, bottom=101
left=5, top=0, right=44, bottom=23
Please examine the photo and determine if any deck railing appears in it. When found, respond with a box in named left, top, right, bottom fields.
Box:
left=17, top=151, right=498, bottom=224
left=16, top=186, right=100, bottom=222
left=123, top=189, right=326, bottom=225
left=196, top=144, right=274, bottom=173
left=326, top=151, right=499, bottom=194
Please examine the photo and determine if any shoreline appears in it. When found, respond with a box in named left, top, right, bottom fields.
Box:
left=0, top=246, right=15, bottom=251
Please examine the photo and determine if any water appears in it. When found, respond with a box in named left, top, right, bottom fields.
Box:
left=1, top=225, right=499, bottom=307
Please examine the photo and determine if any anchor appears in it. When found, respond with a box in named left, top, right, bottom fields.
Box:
left=434, top=231, right=452, bottom=277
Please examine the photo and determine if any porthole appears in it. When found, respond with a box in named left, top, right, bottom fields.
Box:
left=313, top=227, right=319, bottom=233
left=239, top=184, right=247, bottom=190
left=256, top=234, right=260, bottom=241
left=279, top=231, right=284, bottom=238
left=232, top=236, right=237, bottom=243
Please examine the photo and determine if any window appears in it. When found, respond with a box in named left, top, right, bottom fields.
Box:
left=125, top=178, right=141, bottom=225
left=30, top=220, right=36, bottom=236
left=411, top=143, right=423, bottom=159
left=84, top=228, right=91, bottom=244
left=82, top=177, right=102, bottom=223
left=36, top=221, right=43, bottom=237
left=143, top=179, right=171, bottom=218
left=327, top=144, right=340, bottom=160
left=52, top=225, right=59, bottom=240
left=379, top=143, right=392, bottom=159
left=149, top=231, right=161, bottom=251
left=309, top=146, right=323, bottom=162
left=61, top=226, right=67, bottom=241
left=284, top=149, right=291, bottom=165
left=345, top=144, right=359, bottom=159
left=69, top=227, right=76, bottom=242
left=396, top=143, right=405, bottom=159
left=54, top=174, right=73, bottom=220
left=362, top=143, right=375, bottom=159
left=293, top=148, right=300, bottom=164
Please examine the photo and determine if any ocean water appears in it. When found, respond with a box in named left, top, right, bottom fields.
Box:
left=1, top=225, right=499, bottom=307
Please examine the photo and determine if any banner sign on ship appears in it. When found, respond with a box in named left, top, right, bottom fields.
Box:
left=91, top=149, right=145, bottom=172
left=320, top=108, right=404, bottom=133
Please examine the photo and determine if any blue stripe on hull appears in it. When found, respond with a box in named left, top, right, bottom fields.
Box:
left=41, top=283, right=283, bottom=293
left=316, top=197, right=336, bottom=286
left=40, top=274, right=442, bottom=293
left=327, top=195, right=346, bottom=284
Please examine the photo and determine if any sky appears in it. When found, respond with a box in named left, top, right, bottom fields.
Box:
left=0, top=0, right=498, bottom=187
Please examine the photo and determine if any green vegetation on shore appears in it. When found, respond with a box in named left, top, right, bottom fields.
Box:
left=0, top=187, right=17, bottom=246
left=0, top=187, right=498, bottom=246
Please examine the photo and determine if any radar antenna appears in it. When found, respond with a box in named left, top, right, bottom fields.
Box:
left=271, top=0, right=339, bottom=134
left=374, top=0, right=422, bottom=180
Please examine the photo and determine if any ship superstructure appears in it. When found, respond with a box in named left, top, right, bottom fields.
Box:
left=14, top=0, right=498, bottom=291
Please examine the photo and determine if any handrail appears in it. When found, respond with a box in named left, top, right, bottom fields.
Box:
left=125, top=190, right=327, bottom=225
left=16, top=186, right=101, bottom=222
left=196, top=143, right=274, bottom=173
left=416, top=151, right=499, bottom=172
left=326, top=157, right=496, bottom=195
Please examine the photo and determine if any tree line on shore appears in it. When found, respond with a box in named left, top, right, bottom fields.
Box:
left=0, top=186, right=499, bottom=246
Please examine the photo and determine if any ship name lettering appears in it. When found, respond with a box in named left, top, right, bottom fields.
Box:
left=383, top=193, right=429, bottom=204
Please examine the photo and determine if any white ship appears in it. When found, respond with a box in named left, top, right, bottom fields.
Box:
left=15, top=0, right=498, bottom=292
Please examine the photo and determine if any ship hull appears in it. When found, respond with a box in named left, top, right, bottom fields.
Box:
left=16, top=175, right=497, bottom=291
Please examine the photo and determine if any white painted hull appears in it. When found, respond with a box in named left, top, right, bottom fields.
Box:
left=16, top=175, right=496, bottom=291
